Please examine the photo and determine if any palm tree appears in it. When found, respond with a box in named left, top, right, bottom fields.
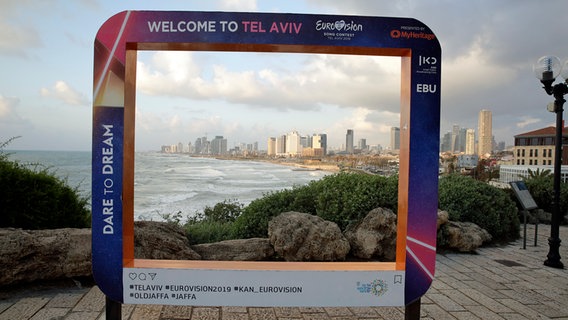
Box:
left=526, top=168, right=552, bottom=179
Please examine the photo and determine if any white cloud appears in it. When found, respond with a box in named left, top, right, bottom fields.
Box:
left=0, top=95, right=24, bottom=123
left=40, top=81, right=89, bottom=106
left=219, top=0, right=257, bottom=11
left=516, top=116, right=541, bottom=129
left=0, top=0, right=45, bottom=57
left=442, top=43, right=516, bottom=99
left=137, top=52, right=400, bottom=112
left=0, top=21, right=42, bottom=57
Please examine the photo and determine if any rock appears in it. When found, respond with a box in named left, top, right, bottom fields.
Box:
left=192, top=238, right=274, bottom=261
left=268, top=211, right=350, bottom=261
left=134, top=221, right=201, bottom=260
left=440, top=221, right=492, bottom=252
left=437, top=209, right=449, bottom=230
left=0, top=228, right=91, bottom=286
left=344, top=208, right=397, bottom=261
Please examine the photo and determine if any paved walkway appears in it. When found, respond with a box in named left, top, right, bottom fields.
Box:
left=1, top=224, right=567, bottom=319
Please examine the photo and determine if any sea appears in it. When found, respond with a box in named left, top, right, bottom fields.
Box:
left=5, top=150, right=330, bottom=222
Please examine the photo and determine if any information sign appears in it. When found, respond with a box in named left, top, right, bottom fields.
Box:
left=92, top=11, right=441, bottom=307
left=510, top=181, right=538, bottom=210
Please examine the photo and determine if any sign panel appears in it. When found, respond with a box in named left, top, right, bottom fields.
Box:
left=92, top=11, right=441, bottom=306
left=510, top=181, right=538, bottom=210
left=123, top=268, right=404, bottom=306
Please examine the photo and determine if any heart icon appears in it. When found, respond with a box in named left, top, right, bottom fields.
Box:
left=335, top=20, right=345, bottom=31
left=129, top=273, right=137, bottom=280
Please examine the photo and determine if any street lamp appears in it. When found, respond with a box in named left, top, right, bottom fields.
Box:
left=533, top=55, right=568, bottom=269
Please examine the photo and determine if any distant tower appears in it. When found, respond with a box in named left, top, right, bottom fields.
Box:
left=478, top=109, right=492, bottom=158
left=358, top=138, right=367, bottom=151
left=286, top=131, right=302, bottom=156
left=267, top=137, right=276, bottom=156
left=451, top=124, right=460, bottom=152
left=211, top=136, right=227, bottom=155
left=465, top=128, right=475, bottom=155
left=276, top=135, right=286, bottom=156
left=390, top=127, right=400, bottom=150
left=346, top=129, right=354, bottom=153
left=312, top=133, right=328, bottom=155
left=458, top=127, right=467, bottom=152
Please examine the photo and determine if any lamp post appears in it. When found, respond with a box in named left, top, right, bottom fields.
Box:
left=533, top=56, right=568, bottom=269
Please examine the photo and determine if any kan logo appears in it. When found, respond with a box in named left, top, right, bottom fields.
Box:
left=419, top=56, right=437, bottom=66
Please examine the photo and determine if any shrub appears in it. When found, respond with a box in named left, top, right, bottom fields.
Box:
left=183, top=199, right=244, bottom=244
left=188, top=199, right=243, bottom=224
left=230, top=188, right=301, bottom=239
left=0, top=144, right=91, bottom=229
left=186, top=220, right=234, bottom=245
left=522, top=169, right=568, bottom=216
left=313, top=172, right=398, bottom=230
left=230, top=172, right=399, bottom=239
left=438, top=174, right=519, bottom=241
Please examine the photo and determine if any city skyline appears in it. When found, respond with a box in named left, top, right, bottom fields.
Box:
left=160, top=128, right=383, bottom=155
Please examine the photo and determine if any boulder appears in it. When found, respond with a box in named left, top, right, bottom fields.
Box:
left=437, top=209, right=449, bottom=230
left=192, top=238, right=274, bottom=261
left=134, top=221, right=201, bottom=260
left=440, top=221, right=492, bottom=252
left=0, top=228, right=91, bottom=286
left=268, top=211, right=350, bottom=261
left=344, top=208, right=397, bottom=261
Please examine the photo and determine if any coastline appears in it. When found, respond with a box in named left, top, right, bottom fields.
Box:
left=213, top=156, right=340, bottom=173
left=265, top=159, right=340, bottom=173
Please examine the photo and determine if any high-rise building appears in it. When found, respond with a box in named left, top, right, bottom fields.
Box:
left=458, top=128, right=467, bottom=152
left=286, top=131, right=302, bottom=156
left=451, top=124, right=460, bottom=152
left=276, top=135, right=286, bottom=156
left=267, top=137, right=276, bottom=156
left=390, top=127, right=400, bottom=151
left=346, top=129, right=354, bottom=153
left=194, top=137, right=202, bottom=154
left=358, top=138, right=367, bottom=151
left=320, top=134, right=327, bottom=155
left=478, top=109, right=492, bottom=158
left=466, top=129, right=476, bottom=155
left=441, top=131, right=452, bottom=152
left=300, top=135, right=310, bottom=148
left=312, top=133, right=327, bottom=155
left=211, top=136, right=227, bottom=155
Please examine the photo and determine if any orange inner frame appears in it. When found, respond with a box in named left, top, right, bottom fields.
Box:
left=122, top=43, right=411, bottom=272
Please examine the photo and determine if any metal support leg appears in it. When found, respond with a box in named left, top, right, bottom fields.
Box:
left=405, top=298, right=421, bottom=320
left=106, top=296, right=122, bottom=320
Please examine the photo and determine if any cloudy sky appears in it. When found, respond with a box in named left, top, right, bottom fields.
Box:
left=1, top=0, right=567, bottom=151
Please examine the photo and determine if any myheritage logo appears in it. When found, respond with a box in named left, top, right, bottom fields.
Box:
left=316, top=19, right=363, bottom=32
left=356, top=279, right=388, bottom=297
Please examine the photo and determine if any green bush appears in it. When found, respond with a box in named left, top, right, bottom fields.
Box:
left=0, top=145, right=91, bottom=229
left=193, top=199, right=243, bottom=224
left=187, top=171, right=522, bottom=245
left=230, top=188, right=301, bottom=239
left=184, top=199, right=243, bottom=244
left=314, top=173, right=398, bottom=230
left=230, top=172, right=399, bottom=239
left=438, top=174, right=519, bottom=241
left=186, top=220, right=234, bottom=245
left=522, top=169, right=568, bottom=216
